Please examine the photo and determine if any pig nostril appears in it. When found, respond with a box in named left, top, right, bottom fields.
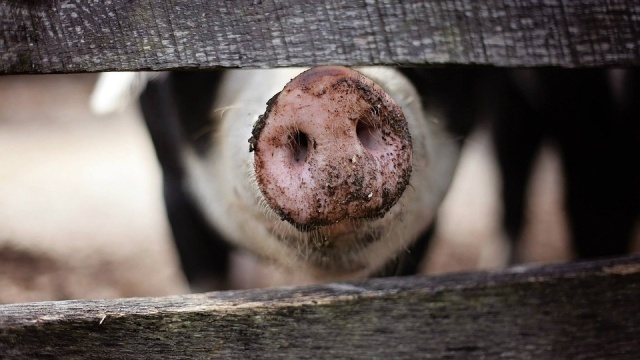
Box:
left=356, top=121, right=383, bottom=151
left=289, top=131, right=309, bottom=163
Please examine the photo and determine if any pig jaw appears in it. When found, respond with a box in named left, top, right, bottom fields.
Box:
left=250, top=66, right=413, bottom=231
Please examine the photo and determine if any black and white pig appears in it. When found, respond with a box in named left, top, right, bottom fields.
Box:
left=91, top=66, right=480, bottom=290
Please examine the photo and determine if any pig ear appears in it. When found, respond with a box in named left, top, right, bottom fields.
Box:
left=138, top=71, right=226, bottom=164
left=398, top=67, right=483, bottom=142
left=162, top=72, right=225, bottom=155
left=90, top=72, right=163, bottom=115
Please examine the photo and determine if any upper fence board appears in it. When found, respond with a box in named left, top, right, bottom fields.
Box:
left=2, top=0, right=640, bottom=74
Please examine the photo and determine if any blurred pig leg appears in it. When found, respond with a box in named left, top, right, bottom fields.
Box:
left=139, top=72, right=232, bottom=291
left=551, top=69, right=640, bottom=259
left=491, top=69, right=546, bottom=264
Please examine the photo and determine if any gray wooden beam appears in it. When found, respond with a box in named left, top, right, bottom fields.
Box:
left=1, top=255, right=639, bottom=359
left=2, top=0, right=640, bottom=74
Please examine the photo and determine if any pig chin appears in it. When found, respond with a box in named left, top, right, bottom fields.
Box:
left=258, top=197, right=406, bottom=275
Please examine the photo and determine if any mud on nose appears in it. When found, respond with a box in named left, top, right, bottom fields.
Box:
left=249, top=66, right=412, bottom=230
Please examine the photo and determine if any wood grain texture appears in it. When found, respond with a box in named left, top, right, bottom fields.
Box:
left=2, top=0, right=640, bottom=74
left=1, top=255, right=639, bottom=359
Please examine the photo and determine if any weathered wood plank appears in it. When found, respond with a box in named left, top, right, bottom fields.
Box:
left=1, top=255, right=639, bottom=358
left=2, top=0, right=640, bottom=74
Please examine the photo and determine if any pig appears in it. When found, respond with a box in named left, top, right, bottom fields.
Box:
left=92, top=66, right=479, bottom=290
left=489, top=68, right=640, bottom=263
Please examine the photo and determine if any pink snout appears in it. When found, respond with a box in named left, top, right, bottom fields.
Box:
left=249, top=66, right=413, bottom=231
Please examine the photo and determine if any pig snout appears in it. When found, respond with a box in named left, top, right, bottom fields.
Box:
left=249, top=66, right=413, bottom=230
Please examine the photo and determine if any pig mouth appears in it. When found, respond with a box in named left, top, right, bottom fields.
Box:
left=269, top=211, right=399, bottom=273
left=274, top=220, right=381, bottom=250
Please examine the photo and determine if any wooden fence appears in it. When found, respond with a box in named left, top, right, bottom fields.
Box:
left=2, top=0, right=640, bottom=73
left=1, top=0, right=639, bottom=358
left=1, top=255, right=640, bottom=358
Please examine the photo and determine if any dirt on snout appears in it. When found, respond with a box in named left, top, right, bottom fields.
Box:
left=251, top=66, right=412, bottom=231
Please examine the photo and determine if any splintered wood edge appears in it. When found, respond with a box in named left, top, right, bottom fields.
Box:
left=0, top=254, right=637, bottom=322
left=1, top=255, right=639, bottom=358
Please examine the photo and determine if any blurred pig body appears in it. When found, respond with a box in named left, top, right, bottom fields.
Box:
left=94, top=67, right=464, bottom=289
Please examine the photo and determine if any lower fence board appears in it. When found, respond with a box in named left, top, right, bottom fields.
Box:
left=1, top=255, right=639, bottom=359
